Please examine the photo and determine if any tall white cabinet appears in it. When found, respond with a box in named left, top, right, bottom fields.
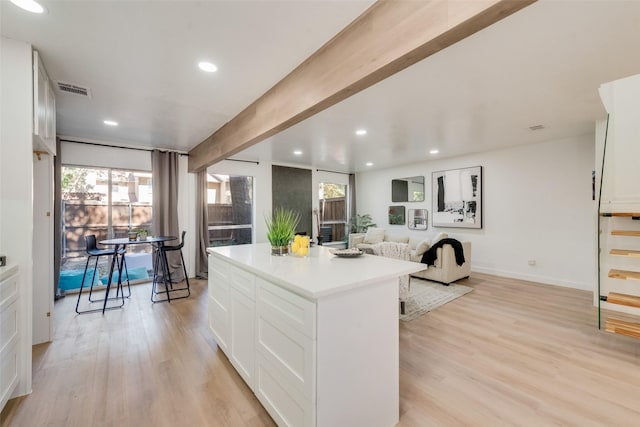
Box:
left=0, top=36, right=36, bottom=411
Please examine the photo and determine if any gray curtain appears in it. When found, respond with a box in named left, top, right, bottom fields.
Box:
left=195, top=169, right=209, bottom=278
left=151, top=150, right=184, bottom=281
left=349, top=173, right=356, bottom=232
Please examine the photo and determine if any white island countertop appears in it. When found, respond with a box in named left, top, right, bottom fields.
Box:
left=207, top=243, right=425, bottom=300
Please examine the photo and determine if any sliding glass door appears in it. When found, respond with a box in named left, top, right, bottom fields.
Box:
left=318, top=182, right=347, bottom=243
left=207, top=174, right=253, bottom=246
left=60, top=166, right=153, bottom=290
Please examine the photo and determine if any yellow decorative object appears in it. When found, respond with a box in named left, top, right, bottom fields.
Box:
left=291, top=234, right=310, bottom=257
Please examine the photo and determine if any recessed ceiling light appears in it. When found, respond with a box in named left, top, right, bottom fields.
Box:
left=10, top=0, right=45, bottom=13
left=103, top=120, right=118, bottom=126
left=365, top=162, right=373, bottom=167
left=429, top=149, right=439, bottom=154
left=198, top=61, right=218, bottom=73
left=293, top=150, right=303, bottom=155
left=355, top=129, right=367, bottom=136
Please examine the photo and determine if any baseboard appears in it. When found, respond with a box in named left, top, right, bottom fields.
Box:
left=470, top=265, right=592, bottom=291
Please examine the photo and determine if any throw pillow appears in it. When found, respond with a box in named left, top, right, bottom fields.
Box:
left=431, top=232, right=448, bottom=246
left=386, top=234, right=410, bottom=244
left=363, top=227, right=385, bottom=244
left=415, top=240, right=431, bottom=257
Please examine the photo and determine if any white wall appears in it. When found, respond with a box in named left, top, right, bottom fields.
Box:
left=598, top=74, right=640, bottom=212
left=0, top=36, right=34, bottom=399
left=61, top=140, right=152, bottom=171
left=356, top=135, right=596, bottom=291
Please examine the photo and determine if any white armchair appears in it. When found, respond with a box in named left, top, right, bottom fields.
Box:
left=371, top=241, right=411, bottom=314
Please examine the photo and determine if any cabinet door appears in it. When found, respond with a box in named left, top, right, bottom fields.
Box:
left=32, top=50, right=56, bottom=155
left=0, top=272, right=19, bottom=411
left=256, top=277, right=316, bottom=400
left=45, top=78, right=56, bottom=144
left=255, top=352, right=315, bottom=427
left=230, top=287, right=255, bottom=390
left=208, top=256, right=230, bottom=353
left=33, top=51, right=47, bottom=139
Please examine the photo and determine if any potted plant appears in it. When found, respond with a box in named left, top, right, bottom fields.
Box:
left=137, top=229, right=149, bottom=241
left=265, top=208, right=300, bottom=255
left=350, top=213, right=376, bottom=233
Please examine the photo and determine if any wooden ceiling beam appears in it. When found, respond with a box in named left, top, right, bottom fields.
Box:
left=188, top=0, right=536, bottom=172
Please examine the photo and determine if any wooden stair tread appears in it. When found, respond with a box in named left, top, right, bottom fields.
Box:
left=607, top=292, right=640, bottom=308
left=611, top=230, right=640, bottom=237
left=610, top=249, right=640, bottom=257
left=605, top=318, right=640, bottom=338
left=601, top=212, right=640, bottom=217
left=608, top=269, right=640, bottom=281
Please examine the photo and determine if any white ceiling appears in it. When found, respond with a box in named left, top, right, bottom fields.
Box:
left=3, top=1, right=640, bottom=173
left=1, top=0, right=374, bottom=149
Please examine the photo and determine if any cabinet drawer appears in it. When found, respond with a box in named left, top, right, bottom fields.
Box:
left=256, top=312, right=316, bottom=401
left=209, top=257, right=230, bottom=299
left=256, top=277, right=316, bottom=339
left=0, top=300, right=18, bottom=354
left=255, top=352, right=315, bottom=427
left=0, top=274, right=18, bottom=310
left=228, top=263, right=255, bottom=301
left=0, top=341, right=18, bottom=411
left=229, top=287, right=255, bottom=390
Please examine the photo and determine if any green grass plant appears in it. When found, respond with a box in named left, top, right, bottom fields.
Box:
left=265, top=208, right=300, bottom=247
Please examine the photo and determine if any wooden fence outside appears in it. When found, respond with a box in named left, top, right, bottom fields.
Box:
left=62, top=201, right=152, bottom=258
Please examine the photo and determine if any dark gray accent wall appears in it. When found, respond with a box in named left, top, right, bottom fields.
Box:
left=272, top=165, right=312, bottom=235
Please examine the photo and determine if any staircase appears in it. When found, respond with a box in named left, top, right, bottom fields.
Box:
left=597, top=74, right=640, bottom=337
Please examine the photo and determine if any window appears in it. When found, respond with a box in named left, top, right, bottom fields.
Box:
left=207, top=174, right=253, bottom=246
left=60, top=166, right=153, bottom=289
left=318, top=182, right=347, bottom=243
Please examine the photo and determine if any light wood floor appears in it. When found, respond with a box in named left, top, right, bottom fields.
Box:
left=2, top=273, right=640, bottom=426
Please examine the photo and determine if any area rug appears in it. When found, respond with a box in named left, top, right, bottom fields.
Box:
left=400, top=278, right=473, bottom=322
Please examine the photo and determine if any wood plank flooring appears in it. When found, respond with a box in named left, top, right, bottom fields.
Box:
left=2, top=273, right=640, bottom=427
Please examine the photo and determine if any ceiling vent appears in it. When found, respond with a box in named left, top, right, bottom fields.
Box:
left=528, top=124, right=544, bottom=131
left=55, top=81, right=92, bottom=98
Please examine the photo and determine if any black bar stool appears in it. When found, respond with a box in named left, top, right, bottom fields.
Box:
left=75, top=234, right=129, bottom=314
left=151, top=231, right=190, bottom=303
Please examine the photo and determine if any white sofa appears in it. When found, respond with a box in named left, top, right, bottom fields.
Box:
left=348, top=228, right=471, bottom=285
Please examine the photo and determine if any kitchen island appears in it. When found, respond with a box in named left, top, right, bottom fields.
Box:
left=207, top=243, right=425, bottom=427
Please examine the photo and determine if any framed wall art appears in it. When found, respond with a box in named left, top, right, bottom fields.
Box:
left=432, top=166, right=482, bottom=229
left=388, top=205, right=406, bottom=225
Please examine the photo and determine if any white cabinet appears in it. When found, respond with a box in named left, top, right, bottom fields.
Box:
left=0, top=266, right=19, bottom=412
left=207, top=244, right=410, bottom=427
left=229, top=287, right=255, bottom=386
left=208, top=255, right=230, bottom=353
left=208, top=255, right=256, bottom=389
left=33, top=50, right=56, bottom=155
left=254, top=277, right=316, bottom=427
